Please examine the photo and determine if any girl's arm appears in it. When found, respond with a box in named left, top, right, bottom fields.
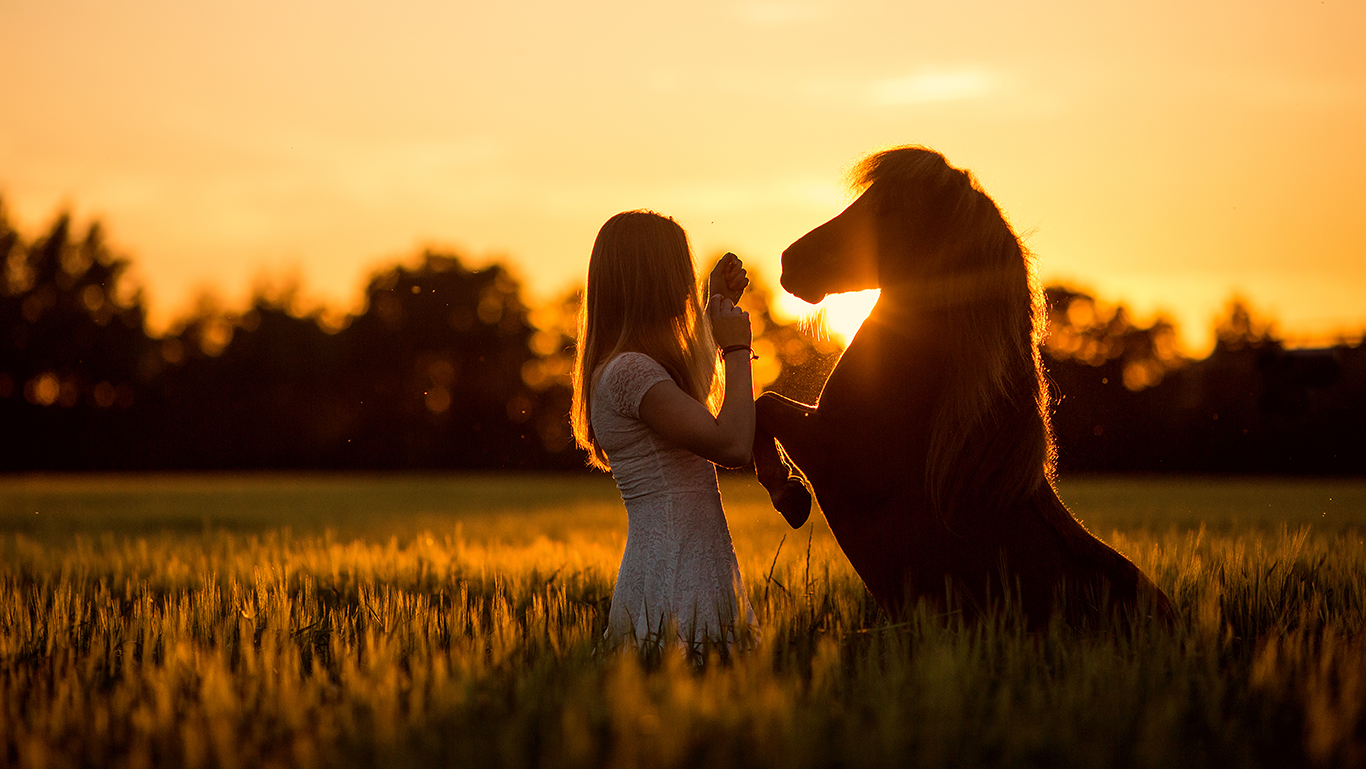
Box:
left=637, top=296, right=754, bottom=467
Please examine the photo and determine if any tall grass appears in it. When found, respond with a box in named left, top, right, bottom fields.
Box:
left=1, top=475, right=1363, bottom=768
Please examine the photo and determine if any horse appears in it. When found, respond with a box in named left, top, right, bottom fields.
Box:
left=752, top=146, right=1174, bottom=629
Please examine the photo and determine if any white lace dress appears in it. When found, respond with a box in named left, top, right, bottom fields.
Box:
left=592, top=352, right=755, bottom=645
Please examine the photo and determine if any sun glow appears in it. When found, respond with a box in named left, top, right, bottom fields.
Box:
left=809, top=289, right=881, bottom=345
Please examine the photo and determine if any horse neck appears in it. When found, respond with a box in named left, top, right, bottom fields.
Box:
left=836, top=289, right=950, bottom=393
left=859, top=287, right=947, bottom=345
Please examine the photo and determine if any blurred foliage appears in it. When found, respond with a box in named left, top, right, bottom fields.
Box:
left=1042, top=287, right=1364, bottom=474
left=0, top=207, right=841, bottom=472
left=1, top=203, right=1363, bottom=474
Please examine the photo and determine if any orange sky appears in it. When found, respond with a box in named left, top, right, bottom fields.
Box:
left=2, top=0, right=1363, bottom=352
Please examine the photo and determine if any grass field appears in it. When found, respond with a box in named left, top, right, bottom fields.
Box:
left=2, top=473, right=1364, bottom=768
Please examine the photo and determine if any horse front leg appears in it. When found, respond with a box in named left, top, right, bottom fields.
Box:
left=753, top=393, right=820, bottom=528
left=753, top=421, right=812, bottom=528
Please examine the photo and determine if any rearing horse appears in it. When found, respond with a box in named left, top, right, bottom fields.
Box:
left=753, top=146, right=1173, bottom=627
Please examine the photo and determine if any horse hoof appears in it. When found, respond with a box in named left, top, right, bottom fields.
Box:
left=773, top=478, right=811, bottom=528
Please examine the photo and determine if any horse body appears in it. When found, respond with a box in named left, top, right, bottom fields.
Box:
left=753, top=147, right=1173, bottom=627
left=757, top=303, right=937, bottom=605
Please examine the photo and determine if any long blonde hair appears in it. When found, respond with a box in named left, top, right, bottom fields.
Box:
left=571, top=211, right=718, bottom=471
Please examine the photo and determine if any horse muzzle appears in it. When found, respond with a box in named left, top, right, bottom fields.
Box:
left=778, top=260, right=829, bottom=305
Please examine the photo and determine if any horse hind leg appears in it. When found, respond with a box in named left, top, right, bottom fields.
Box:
left=752, top=428, right=812, bottom=528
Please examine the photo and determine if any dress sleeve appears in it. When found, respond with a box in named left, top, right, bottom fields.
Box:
left=598, top=353, right=675, bottom=420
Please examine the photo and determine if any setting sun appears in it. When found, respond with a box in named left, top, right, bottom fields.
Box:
left=814, top=289, right=882, bottom=345
left=772, top=288, right=882, bottom=346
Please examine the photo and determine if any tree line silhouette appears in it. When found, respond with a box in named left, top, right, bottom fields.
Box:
left=2, top=205, right=1362, bottom=474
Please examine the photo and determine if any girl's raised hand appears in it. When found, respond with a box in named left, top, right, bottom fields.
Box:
left=709, top=253, right=749, bottom=307
left=708, top=294, right=751, bottom=350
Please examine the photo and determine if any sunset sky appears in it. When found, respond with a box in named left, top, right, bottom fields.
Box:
left=2, top=0, right=1363, bottom=351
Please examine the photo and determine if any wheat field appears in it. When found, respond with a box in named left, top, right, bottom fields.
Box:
left=2, top=474, right=1364, bottom=768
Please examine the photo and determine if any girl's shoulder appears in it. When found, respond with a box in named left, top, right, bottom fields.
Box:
left=596, top=352, right=674, bottom=418
left=601, top=351, right=665, bottom=376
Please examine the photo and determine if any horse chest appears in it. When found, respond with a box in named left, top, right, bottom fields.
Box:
left=811, top=344, right=939, bottom=484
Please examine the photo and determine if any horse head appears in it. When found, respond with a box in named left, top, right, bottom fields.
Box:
left=779, top=146, right=1052, bottom=524
left=780, top=146, right=1028, bottom=316
left=778, top=188, right=880, bottom=304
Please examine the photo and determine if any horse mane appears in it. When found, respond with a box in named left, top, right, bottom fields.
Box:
left=855, top=147, right=1056, bottom=525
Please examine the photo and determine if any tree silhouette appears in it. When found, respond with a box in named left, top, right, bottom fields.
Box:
left=336, top=252, right=554, bottom=468
left=1043, top=291, right=1364, bottom=474
left=1, top=202, right=1361, bottom=475
left=1041, top=287, right=1188, bottom=472
left=136, top=251, right=576, bottom=470
left=0, top=204, right=155, bottom=469
left=145, top=292, right=350, bottom=468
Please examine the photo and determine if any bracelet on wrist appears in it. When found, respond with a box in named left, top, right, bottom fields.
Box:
left=720, top=344, right=758, bottom=360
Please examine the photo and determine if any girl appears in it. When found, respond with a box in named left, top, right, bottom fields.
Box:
left=571, top=210, right=757, bottom=647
